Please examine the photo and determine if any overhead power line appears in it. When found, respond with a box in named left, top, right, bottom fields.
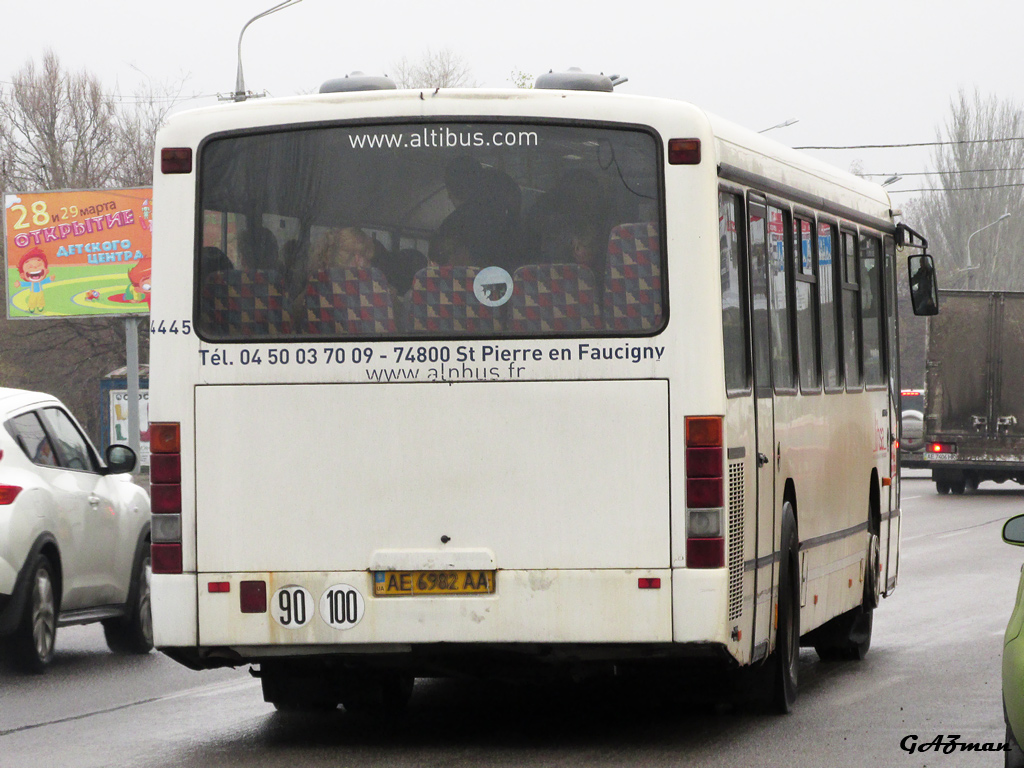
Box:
left=888, top=183, right=1024, bottom=193
left=795, top=137, right=1024, bottom=150
left=861, top=167, right=1024, bottom=178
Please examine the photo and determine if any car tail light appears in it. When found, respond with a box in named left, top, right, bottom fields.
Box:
left=0, top=485, right=22, bottom=505
left=929, top=442, right=956, bottom=454
left=150, top=422, right=183, bottom=574
left=686, top=416, right=725, bottom=569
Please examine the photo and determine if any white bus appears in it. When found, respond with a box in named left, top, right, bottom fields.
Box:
left=149, top=70, right=938, bottom=713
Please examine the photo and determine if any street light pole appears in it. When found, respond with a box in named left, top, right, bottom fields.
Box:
left=965, top=212, right=1011, bottom=289
left=232, top=0, right=304, bottom=102
left=758, top=118, right=799, bottom=134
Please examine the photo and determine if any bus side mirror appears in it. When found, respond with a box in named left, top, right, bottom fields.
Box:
left=908, top=254, right=939, bottom=316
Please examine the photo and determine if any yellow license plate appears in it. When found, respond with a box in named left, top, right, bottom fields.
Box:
left=373, top=570, right=495, bottom=596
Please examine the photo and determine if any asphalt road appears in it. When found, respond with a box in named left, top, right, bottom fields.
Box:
left=1, top=473, right=1020, bottom=768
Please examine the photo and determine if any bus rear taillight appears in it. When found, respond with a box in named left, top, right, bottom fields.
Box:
left=151, top=422, right=183, bottom=574
left=928, top=442, right=957, bottom=455
left=161, top=147, right=192, bottom=175
left=685, top=416, right=725, bottom=568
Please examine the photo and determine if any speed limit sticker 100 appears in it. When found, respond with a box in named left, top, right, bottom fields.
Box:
left=270, top=584, right=364, bottom=630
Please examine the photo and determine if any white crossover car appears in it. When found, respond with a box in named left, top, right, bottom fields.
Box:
left=0, top=388, right=151, bottom=672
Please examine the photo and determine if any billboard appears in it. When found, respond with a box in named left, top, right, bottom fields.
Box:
left=4, top=188, right=152, bottom=318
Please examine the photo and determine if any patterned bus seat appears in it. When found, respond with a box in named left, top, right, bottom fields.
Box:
left=303, top=266, right=396, bottom=335
left=509, top=263, right=602, bottom=333
left=406, top=265, right=504, bottom=334
left=603, top=222, right=663, bottom=331
left=200, top=269, right=292, bottom=337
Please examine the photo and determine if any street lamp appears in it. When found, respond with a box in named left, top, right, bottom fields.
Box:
left=882, top=175, right=903, bottom=187
left=230, top=0, right=304, bottom=102
left=758, top=118, right=799, bottom=134
left=965, top=212, right=1011, bottom=289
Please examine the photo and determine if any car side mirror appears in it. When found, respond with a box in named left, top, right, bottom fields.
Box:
left=104, top=444, right=137, bottom=475
left=1004, top=514, right=1024, bottom=546
left=908, top=254, right=939, bottom=316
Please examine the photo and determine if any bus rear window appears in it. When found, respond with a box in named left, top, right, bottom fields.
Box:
left=196, top=122, right=664, bottom=341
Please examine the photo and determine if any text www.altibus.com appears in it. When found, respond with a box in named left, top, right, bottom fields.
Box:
left=349, top=128, right=539, bottom=150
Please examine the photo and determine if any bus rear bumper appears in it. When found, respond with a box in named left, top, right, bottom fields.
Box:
left=155, top=568, right=743, bottom=670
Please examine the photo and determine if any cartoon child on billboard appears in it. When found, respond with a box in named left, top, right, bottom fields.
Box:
left=124, top=257, right=152, bottom=307
left=16, top=247, right=52, bottom=314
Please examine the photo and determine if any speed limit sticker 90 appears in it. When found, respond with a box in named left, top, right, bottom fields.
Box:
left=271, top=585, right=314, bottom=628
left=319, top=584, right=364, bottom=629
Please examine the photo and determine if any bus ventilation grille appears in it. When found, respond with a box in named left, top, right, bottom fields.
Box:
left=728, top=461, right=744, bottom=621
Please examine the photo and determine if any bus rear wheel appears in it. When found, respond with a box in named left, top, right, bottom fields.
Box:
left=766, top=502, right=799, bottom=714
left=260, top=665, right=340, bottom=712
left=340, top=670, right=415, bottom=716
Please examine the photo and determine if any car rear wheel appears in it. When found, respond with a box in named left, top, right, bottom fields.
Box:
left=1007, top=722, right=1024, bottom=768
left=103, top=551, right=153, bottom=654
left=6, top=554, right=58, bottom=674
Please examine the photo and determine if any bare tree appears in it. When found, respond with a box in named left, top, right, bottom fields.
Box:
left=905, top=88, right=1024, bottom=291
left=0, top=50, right=119, bottom=190
left=113, top=78, right=185, bottom=187
left=0, top=51, right=178, bottom=438
left=894, top=89, right=1024, bottom=387
left=391, top=48, right=476, bottom=89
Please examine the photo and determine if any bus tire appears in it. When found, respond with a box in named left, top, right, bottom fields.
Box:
left=769, top=503, right=799, bottom=714
left=340, top=671, right=415, bottom=716
left=936, top=480, right=951, bottom=495
left=260, top=666, right=339, bottom=712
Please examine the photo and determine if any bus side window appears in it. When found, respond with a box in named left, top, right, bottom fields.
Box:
left=794, top=218, right=821, bottom=392
left=719, top=192, right=749, bottom=394
left=841, top=231, right=862, bottom=389
left=859, top=234, right=885, bottom=386
left=768, top=205, right=795, bottom=392
left=818, top=223, right=843, bottom=392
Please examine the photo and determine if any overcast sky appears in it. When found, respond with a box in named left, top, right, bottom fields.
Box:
left=3, top=0, right=1022, bottom=203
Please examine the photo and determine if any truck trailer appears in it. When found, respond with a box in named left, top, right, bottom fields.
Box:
left=922, top=289, right=1024, bottom=493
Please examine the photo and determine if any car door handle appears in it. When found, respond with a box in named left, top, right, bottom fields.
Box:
left=88, top=495, right=101, bottom=507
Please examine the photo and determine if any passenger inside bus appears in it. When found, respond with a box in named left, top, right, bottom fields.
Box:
left=435, top=156, right=521, bottom=269
left=239, top=226, right=279, bottom=271
left=526, top=169, right=611, bottom=276
left=200, top=246, right=232, bottom=274
left=309, top=226, right=376, bottom=272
